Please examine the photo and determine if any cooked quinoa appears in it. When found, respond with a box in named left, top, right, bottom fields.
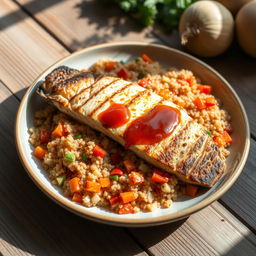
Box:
left=29, top=56, right=231, bottom=214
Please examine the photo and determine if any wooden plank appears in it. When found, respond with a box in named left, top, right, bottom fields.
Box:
left=220, top=139, right=256, bottom=230
left=0, top=0, right=69, bottom=96
left=129, top=201, right=256, bottom=256
left=0, top=80, right=147, bottom=256
left=15, top=0, right=162, bottom=51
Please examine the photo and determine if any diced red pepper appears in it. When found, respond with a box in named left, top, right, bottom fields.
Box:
left=109, top=195, right=121, bottom=205
left=110, top=153, right=122, bottom=165
left=141, top=54, right=153, bottom=64
left=205, top=96, right=215, bottom=107
left=186, top=76, right=196, bottom=86
left=225, top=124, right=233, bottom=134
left=151, top=170, right=169, bottom=183
left=194, top=97, right=206, bottom=110
left=129, top=171, right=144, bottom=185
left=39, top=129, right=51, bottom=143
left=138, top=77, right=151, bottom=87
left=110, top=168, right=124, bottom=176
left=72, top=192, right=83, bottom=203
left=197, top=85, right=212, bottom=94
left=186, top=184, right=198, bottom=197
left=213, top=136, right=224, bottom=147
left=123, top=160, right=136, bottom=172
left=93, top=145, right=106, bottom=158
left=117, top=68, right=131, bottom=79
left=118, top=203, right=134, bottom=214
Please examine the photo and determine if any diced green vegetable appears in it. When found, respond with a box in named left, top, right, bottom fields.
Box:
left=82, top=153, right=89, bottom=161
left=138, top=72, right=147, bottom=79
left=56, top=175, right=66, bottom=186
left=205, top=130, right=212, bottom=136
left=135, top=57, right=140, bottom=62
left=74, top=134, right=82, bottom=139
left=64, top=152, right=75, bottom=162
left=120, top=60, right=125, bottom=65
left=110, top=175, right=119, bottom=181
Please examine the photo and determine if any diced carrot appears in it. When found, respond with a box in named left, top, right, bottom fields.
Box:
left=93, top=145, right=106, bottom=158
left=186, top=184, right=198, bottom=197
left=69, top=177, right=80, bottom=193
left=110, top=153, right=122, bottom=165
left=138, top=77, right=151, bottom=87
left=34, top=146, right=46, bottom=160
left=39, top=129, right=51, bottom=143
left=52, top=122, right=64, bottom=137
left=205, top=96, right=215, bottom=107
left=109, top=195, right=121, bottom=205
left=197, top=85, right=212, bottom=94
left=81, top=68, right=89, bottom=72
left=117, top=68, right=131, bottom=79
left=129, top=171, right=144, bottom=185
left=193, top=97, right=206, bottom=110
left=72, top=192, right=83, bottom=203
left=159, top=89, right=173, bottom=99
left=85, top=181, right=101, bottom=193
left=123, top=160, right=136, bottom=172
left=104, top=61, right=118, bottom=72
left=119, top=203, right=134, bottom=214
left=110, top=168, right=124, bottom=176
left=120, top=191, right=136, bottom=203
left=213, top=136, right=225, bottom=147
left=151, top=170, right=169, bottom=183
left=141, top=54, right=153, bottom=64
left=222, top=131, right=232, bottom=144
left=99, top=177, right=111, bottom=188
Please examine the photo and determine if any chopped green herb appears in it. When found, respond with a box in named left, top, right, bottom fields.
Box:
left=64, top=152, right=75, bottom=162
left=82, top=153, right=89, bottom=161
left=74, top=134, right=82, bottom=139
left=205, top=130, right=212, bottom=136
left=56, top=175, right=66, bottom=186
left=110, top=175, right=119, bottom=181
left=120, top=60, right=125, bottom=65
left=135, top=57, right=140, bottom=62
left=138, top=72, right=147, bottom=79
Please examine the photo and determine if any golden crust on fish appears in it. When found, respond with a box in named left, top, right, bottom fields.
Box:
left=38, top=66, right=226, bottom=187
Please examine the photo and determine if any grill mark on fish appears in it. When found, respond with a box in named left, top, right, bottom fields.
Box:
left=157, top=120, right=193, bottom=164
left=78, top=78, right=122, bottom=111
left=69, top=74, right=104, bottom=103
left=88, top=82, right=133, bottom=117
left=52, top=72, right=94, bottom=93
left=176, top=134, right=208, bottom=177
left=125, top=89, right=149, bottom=109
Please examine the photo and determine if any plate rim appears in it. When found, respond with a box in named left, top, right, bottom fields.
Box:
left=15, top=41, right=250, bottom=227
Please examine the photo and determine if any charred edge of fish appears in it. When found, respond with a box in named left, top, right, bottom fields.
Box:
left=52, top=72, right=94, bottom=92
left=176, top=134, right=208, bottom=176
left=189, top=140, right=224, bottom=186
left=88, top=82, right=133, bottom=117
left=157, top=120, right=193, bottom=163
left=77, top=78, right=122, bottom=111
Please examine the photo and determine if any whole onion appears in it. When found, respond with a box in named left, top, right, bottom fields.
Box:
left=179, top=1, right=234, bottom=57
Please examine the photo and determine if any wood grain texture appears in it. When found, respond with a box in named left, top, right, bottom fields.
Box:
left=16, top=0, right=162, bottom=51
left=0, top=0, right=68, bottom=96
left=129, top=201, right=256, bottom=256
left=0, top=80, right=148, bottom=256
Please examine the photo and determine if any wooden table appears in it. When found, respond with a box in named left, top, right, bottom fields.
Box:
left=1, top=1, right=256, bottom=255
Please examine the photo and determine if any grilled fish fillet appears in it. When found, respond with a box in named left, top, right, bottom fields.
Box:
left=38, top=65, right=226, bottom=187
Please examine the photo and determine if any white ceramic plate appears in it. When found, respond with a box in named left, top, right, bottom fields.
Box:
left=16, top=42, right=250, bottom=227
